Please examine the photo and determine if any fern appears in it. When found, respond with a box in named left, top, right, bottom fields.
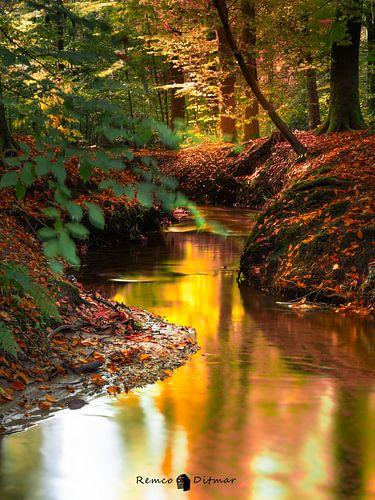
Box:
left=0, top=262, right=60, bottom=319
left=0, top=320, right=21, bottom=358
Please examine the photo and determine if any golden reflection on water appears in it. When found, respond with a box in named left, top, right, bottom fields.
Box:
left=1, top=210, right=375, bottom=500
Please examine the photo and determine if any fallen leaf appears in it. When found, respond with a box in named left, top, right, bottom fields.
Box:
left=38, top=401, right=52, bottom=410
left=90, top=374, right=105, bottom=386
left=45, top=394, right=58, bottom=402
left=12, top=381, right=26, bottom=391
left=107, top=386, right=120, bottom=394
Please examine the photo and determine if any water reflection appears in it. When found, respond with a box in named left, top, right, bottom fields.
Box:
left=1, top=208, right=375, bottom=499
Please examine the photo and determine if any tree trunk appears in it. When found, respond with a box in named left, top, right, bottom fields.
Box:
left=367, top=0, right=375, bottom=111
left=0, top=77, right=17, bottom=153
left=56, top=0, right=64, bottom=70
left=305, top=56, right=321, bottom=129
left=146, top=19, right=165, bottom=123
left=216, top=0, right=236, bottom=142
left=319, top=6, right=366, bottom=133
left=170, top=62, right=185, bottom=129
left=241, top=0, right=260, bottom=140
left=213, top=0, right=307, bottom=156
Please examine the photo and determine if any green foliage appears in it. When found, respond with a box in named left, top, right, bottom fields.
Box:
left=0, top=320, right=21, bottom=358
left=0, top=262, right=61, bottom=356
left=0, top=262, right=60, bottom=320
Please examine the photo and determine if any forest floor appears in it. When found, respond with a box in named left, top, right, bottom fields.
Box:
left=152, top=130, right=375, bottom=314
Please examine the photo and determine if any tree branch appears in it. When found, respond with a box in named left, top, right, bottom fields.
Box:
left=212, top=0, right=307, bottom=156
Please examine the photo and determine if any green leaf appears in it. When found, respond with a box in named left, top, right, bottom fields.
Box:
left=5, top=157, right=23, bottom=167
left=19, top=143, right=31, bottom=154
left=43, top=207, right=60, bottom=219
left=34, top=156, right=50, bottom=176
left=109, top=159, right=125, bottom=170
left=0, top=321, right=21, bottom=358
left=15, top=181, right=26, bottom=200
left=85, top=202, right=105, bottom=229
left=52, top=162, right=67, bottom=184
left=96, top=151, right=111, bottom=170
left=66, top=202, right=83, bottom=222
left=99, top=179, right=124, bottom=196
left=1, top=47, right=16, bottom=67
left=49, top=260, right=64, bottom=274
left=20, top=164, right=34, bottom=187
left=0, top=171, right=18, bottom=189
left=79, top=159, right=92, bottom=181
left=59, top=231, right=80, bottom=266
left=43, top=239, right=60, bottom=258
left=27, top=283, right=60, bottom=318
left=38, top=227, right=56, bottom=241
left=123, top=186, right=135, bottom=198
left=137, top=184, right=153, bottom=207
left=154, top=122, right=180, bottom=150
left=65, top=222, right=89, bottom=239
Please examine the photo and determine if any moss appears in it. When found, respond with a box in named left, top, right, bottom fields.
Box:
left=317, top=166, right=332, bottom=175
left=308, top=230, right=330, bottom=255
left=292, top=177, right=349, bottom=192
left=326, top=200, right=350, bottom=217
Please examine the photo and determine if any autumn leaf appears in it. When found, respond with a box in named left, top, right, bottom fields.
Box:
left=90, top=374, right=105, bottom=386
left=107, top=386, right=120, bottom=394
left=15, top=371, right=29, bottom=384
left=38, top=401, right=52, bottom=410
left=45, top=394, right=58, bottom=402
left=93, top=351, right=106, bottom=362
left=12, top=381, right=26, bottom=391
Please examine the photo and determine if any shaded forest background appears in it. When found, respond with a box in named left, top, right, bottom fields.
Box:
left=1, top=0, right=374, bottom=151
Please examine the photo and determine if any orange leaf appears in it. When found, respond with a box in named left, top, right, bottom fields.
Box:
left=45, top=394, right=58, bottom=402
left=12, top=381, right=26, bottom=391
left=296, top=281, right=306, bottom=289
left=90, top=374, right=105, bottom=386
left=107, top=386, right=120, bottom=394
left=357, top=229, right=363, bottom=239
left=93, top=351, right=106, bottom=362
left=15, top=371, right=29, bottom=385
left=2, top=389, right=13, bottom=401
left=38, top=384, right=50, bottom=390
left=38, top=401, right=52, bottom=410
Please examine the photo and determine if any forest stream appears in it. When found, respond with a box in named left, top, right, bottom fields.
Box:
left=1, top=207, right=375, bottom=500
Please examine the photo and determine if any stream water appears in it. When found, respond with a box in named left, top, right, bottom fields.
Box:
left=1, top=207, right=375, bottom=500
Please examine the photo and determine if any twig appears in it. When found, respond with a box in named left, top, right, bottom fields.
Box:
left=48, top=321, right=90, bottom=340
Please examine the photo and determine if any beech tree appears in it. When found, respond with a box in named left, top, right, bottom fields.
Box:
left=319, top=2, right=367, bottom=132
left=213, top=0, right=307, bottom=155
left=241, top=0, right=260, bottom=140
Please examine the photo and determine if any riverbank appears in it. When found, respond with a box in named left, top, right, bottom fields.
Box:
left=155, top=131, right=375, bottom=312
left=0, top=140, right=198, bottom=433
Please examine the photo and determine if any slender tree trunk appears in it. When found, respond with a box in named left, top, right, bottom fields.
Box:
left=216, top=0, right=236, bottom=142
left=56, top=0, right=64, bottom=70
left=319, top=5, right=366, bottom=133
left=306, top=55, right=321, bottom=129
left=170, top=62, right=185, bottom=129
left=0, top=77, right=17, bottom=153
left=367, top=0, right=375, bottom=111
left=163, top=67, right=169, bottom=127
left=146, top=19, right=165, bottom=124
left=213, top=0, right=307, bottom=155
left=241, top=0, right=260, bottom=140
